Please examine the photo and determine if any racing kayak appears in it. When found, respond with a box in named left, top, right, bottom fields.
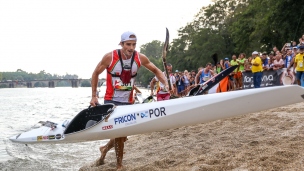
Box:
left=10, top=85, right=304, bottom=144
left=188, top=65, right=238, bottom=96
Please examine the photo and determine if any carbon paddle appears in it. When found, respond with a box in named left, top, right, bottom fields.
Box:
left=162, top=28, right=172, bottom=91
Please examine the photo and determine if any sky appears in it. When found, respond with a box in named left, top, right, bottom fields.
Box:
left=0, top=0, right=212, bottom=79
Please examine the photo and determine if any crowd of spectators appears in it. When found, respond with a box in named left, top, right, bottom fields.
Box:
left=150, top=34, right=304, bottom=97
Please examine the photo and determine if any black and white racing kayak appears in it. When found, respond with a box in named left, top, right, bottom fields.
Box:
left=10, top=85, right=304, bottom=144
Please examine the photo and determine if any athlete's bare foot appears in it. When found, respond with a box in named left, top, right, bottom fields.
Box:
left=94, top=158, right=105, bottom=166
left=95, top=146, right=107, bottom=166
left=117, top=165, right=125, bottom=170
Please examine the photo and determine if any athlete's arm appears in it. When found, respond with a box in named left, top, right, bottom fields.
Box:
left=210, top=70, right=216, bottom=77
left=140, top=53, right=168, bottom=89
left=195, top=70, right=202, bottom=85
left=133, top=86, right=141, bottom=94
left=150, top=77, right=157, bottom=95
left=90, top=52, right=111, bottom=106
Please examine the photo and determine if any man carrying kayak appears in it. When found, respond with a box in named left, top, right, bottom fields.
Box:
left=90, top=31, right=169, bottom=170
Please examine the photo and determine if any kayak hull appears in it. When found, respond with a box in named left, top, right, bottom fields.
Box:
left=10, top=85, right=304, bottom=144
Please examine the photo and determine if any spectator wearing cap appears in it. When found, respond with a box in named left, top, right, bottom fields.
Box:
left=292, top=46, right=298, bottom=57
left=261, top=52, right=269, bottom=70
left=251, top=51, right=263, bottom=88
left=288, top=44, right=304, bottom=86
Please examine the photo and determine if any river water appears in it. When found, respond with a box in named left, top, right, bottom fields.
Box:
left=0, top=87, right=149, bottom=170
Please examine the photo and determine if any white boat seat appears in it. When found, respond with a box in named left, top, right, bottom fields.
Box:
left=85, top=120, right=97, bottom=129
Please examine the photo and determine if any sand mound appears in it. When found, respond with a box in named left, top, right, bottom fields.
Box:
left=80, top=102, right=304, bottom=170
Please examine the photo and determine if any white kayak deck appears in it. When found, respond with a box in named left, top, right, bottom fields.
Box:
left=10, top=85, right=304, bottom=144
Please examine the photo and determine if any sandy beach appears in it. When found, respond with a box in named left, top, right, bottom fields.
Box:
left=80, top=102, right=304, bottom=171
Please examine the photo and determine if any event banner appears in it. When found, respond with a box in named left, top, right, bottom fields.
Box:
left=242, top=70, right=283, bottom=89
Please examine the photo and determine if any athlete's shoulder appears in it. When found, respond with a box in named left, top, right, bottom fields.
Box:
left=197, top=69, right=203, bottom=75
left=100, top=51, right=114, bottom=66
left=138, top=52, right=149, bottom=64
left=137, top=52, right=147, bottom=58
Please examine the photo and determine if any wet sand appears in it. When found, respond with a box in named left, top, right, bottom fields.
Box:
left=80, top=102, right=304, bottom=171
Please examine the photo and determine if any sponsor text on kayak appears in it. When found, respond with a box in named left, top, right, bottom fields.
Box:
left=149, top=107, right=166, bottom=118
left=102, top=125, right=113, bottom=130
left=114, top=114, right=136, bottom=125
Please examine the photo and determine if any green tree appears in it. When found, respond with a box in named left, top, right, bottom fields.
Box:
left=165, top=0, right=250, bottom=72
left=229, top=0, right=304, bottom=54
left=136, top=40, right=164, bottom=87
left=140, top=40, right=163, bottom=58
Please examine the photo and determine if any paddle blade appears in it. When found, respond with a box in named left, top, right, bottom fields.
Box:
left=142, top=96, right=155, bottom=103
left=162, top=28, right=169, bottom=58
left=188, top=85, right=200, bottom=96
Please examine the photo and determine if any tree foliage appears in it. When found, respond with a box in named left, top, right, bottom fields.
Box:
left=164, top=0, right=304, bottom=74
left=136, top=41, right=163, bottom=87
left=230, top=0, right=304, bottom=53
left=0, top=69, right=78, bottom=81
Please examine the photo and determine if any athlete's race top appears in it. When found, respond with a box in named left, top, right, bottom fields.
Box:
left=105, top=49, right=141, bottom=103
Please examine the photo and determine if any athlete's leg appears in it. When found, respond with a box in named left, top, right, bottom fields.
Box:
left=98, top=139, right=115, bottom=165
left=115, top=137, right=126, bottom=169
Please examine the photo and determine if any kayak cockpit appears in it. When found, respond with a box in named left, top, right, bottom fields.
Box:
left=64, top=104, right=115, bottom=135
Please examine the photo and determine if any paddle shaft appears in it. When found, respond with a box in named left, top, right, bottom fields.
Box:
left=162, top=28, right=172, bottom=91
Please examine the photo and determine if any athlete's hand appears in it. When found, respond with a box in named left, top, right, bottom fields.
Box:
left=164, top=85, right=169, bottom=92
left=90, top=97, right=99, bottom=107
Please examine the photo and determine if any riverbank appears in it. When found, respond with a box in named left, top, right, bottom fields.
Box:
left=80, top=102, right=304, bottom=171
